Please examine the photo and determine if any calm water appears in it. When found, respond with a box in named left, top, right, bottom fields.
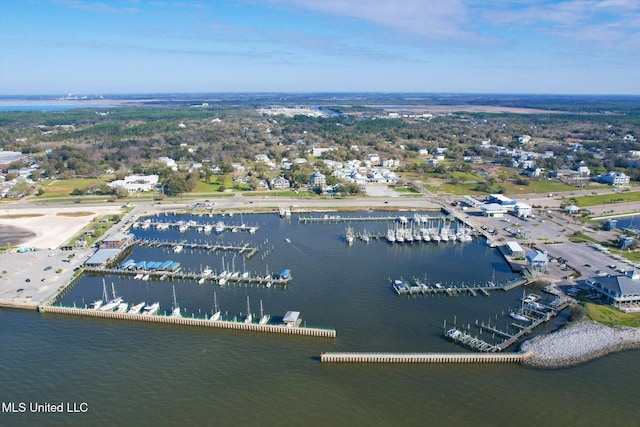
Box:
left=2, top=212, right=639, bottom=426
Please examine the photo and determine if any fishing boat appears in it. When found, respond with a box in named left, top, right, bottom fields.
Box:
left=141, top=302, right=160, bottom=316
left=128, top=302, right=145, bottom=314
left=386, top=228, right=396, bottom=243
left=169, top=285, right=182, bottom=318
left=244, top=296, right=253, bottom=323
left=210, top=292, right=221, bottom=321
left=344, top=226, right=354, bottom=245
left=258, top=300, right=270, bottom=325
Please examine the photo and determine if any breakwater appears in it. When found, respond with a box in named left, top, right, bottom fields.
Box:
left=320, top=352, right=529, bottom=363
left=39, top=305, right=336, bottom=338
left=521, top=320, right=640, bottom=368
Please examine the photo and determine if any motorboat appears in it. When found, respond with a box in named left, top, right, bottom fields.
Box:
left=141, top=302, right=160, bottom=316
left=128, top=302, right=145, bottom=314
left=173, top=245, right=183, bottom=253
left=116, top=302, right=129, bottom=313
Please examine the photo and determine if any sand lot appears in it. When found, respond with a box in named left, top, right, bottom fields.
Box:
left=0, top=206, right=124, bottom=250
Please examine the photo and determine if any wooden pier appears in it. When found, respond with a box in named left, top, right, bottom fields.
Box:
left=298, top=214, right=441, bottom=224
left=320, top=352, right=530, bottom=363
left=135, top=238, right=258, bottom=257
left=39, top=305, right=336, bottom=338
left=84, top=266, right=292, bottom=287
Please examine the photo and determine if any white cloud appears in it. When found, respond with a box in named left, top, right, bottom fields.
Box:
left=265, top=0, right=472, bottom=38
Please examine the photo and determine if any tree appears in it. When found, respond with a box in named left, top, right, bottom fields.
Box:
left=165, top=174, right=188, bottom=196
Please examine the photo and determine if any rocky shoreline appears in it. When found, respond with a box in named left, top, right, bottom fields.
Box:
left=520, top=319, right=640, bottom=368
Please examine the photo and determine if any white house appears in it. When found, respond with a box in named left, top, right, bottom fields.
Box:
left=109, top=175, right=159, bottom=192
left=158, top=157, right=178, bottom=171
left=597, top=171, right=630, bottom=186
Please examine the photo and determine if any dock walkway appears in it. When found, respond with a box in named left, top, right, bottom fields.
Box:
left=320, top=352, right=529, bottom=363
left=40, top=305, right=336, bottom=338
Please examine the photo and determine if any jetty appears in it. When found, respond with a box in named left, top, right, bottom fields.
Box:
left=320, top=352, right=529, bottom=363
left=39, top=305, right=335, bottom=338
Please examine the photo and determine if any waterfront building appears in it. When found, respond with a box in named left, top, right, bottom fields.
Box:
left=505, top=241, right=525, bottom=259
left=481, top=203, right=508, bottom=218
left=585, top=271, right=640, bottom=311
left=526, top=250, right=549, bottom=273
left=102, top=232, right=134, bottom=249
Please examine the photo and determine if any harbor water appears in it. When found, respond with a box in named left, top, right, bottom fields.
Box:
left=2, top=212, right=639, bottom=425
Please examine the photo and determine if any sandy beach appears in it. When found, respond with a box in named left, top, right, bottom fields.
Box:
left=0, top=206, right=124, bottom=250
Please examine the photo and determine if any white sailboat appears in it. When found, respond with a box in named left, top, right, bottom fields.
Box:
left=210, top=292, right=221, bottom=321
left=510, top=290, right=531, bottom=322
left=90, top=281, right=107, bottom=310
left=99, top=281, right=123, bottom=311
left=244, top=296, right=253, bottom=323
left=170, top=285, right=182, bottom=318
left=258, top=300, right=270, bottom=325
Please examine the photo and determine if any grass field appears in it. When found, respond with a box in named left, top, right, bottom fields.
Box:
left=583, top=301, right=640, bottom=327
left=567, top=191, right=640, bottom=208
left=39, top=178, right=109, bottom=198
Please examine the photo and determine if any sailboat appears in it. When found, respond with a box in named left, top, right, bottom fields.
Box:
left=90, top=280, right=108, bottom=309
left=170, top=285, right=182, bottom=318
left=510, top=290, right=531, bottom=322
left=244, top=296, right=253, bottom=323
left=258, top=300, right=270, bottom=325
left=99, top=281, right=123, bottom=311
left=210, top=292, right=221, bottom=321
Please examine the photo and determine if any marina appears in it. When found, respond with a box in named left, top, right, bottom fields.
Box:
left=39, top=305, right=336, bottom=338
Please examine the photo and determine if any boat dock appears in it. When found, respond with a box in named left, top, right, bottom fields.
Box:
left=444, top=296, right=572, bottom=352
left=136, top=220, right=258, bottom=234
left=298, top=214, right=441, bottom=224
left=390, top=276, right=529, bottom=297
left=39, top=305, right=335, bottom=338
left=84, top=266, right=292, bottom=287
left=320, top=352, right=529, bottom=363
left=135, top=238, right=259, bottom=258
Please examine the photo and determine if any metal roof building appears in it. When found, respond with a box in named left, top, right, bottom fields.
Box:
left=586, top=271, right=640, bottom=311
left=85, top=249, right=122, bottom=266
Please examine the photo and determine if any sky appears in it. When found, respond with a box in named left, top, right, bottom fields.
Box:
left=1, top=0, right=639, bottom=95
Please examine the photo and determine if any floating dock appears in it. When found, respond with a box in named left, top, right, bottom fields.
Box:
left=39, top=305, right=336, bottom=338
left=320, top=352, right=529, bottom=363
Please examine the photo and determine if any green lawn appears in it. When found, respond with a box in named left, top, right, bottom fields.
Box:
left=39, top=178, right=109, bottom=198
left=583, top=301, right=640, bottom=327
left=567, top=191, right=640, bottom=208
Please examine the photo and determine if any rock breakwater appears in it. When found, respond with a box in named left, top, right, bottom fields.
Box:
left=521, top=320, right=640, bottom=368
